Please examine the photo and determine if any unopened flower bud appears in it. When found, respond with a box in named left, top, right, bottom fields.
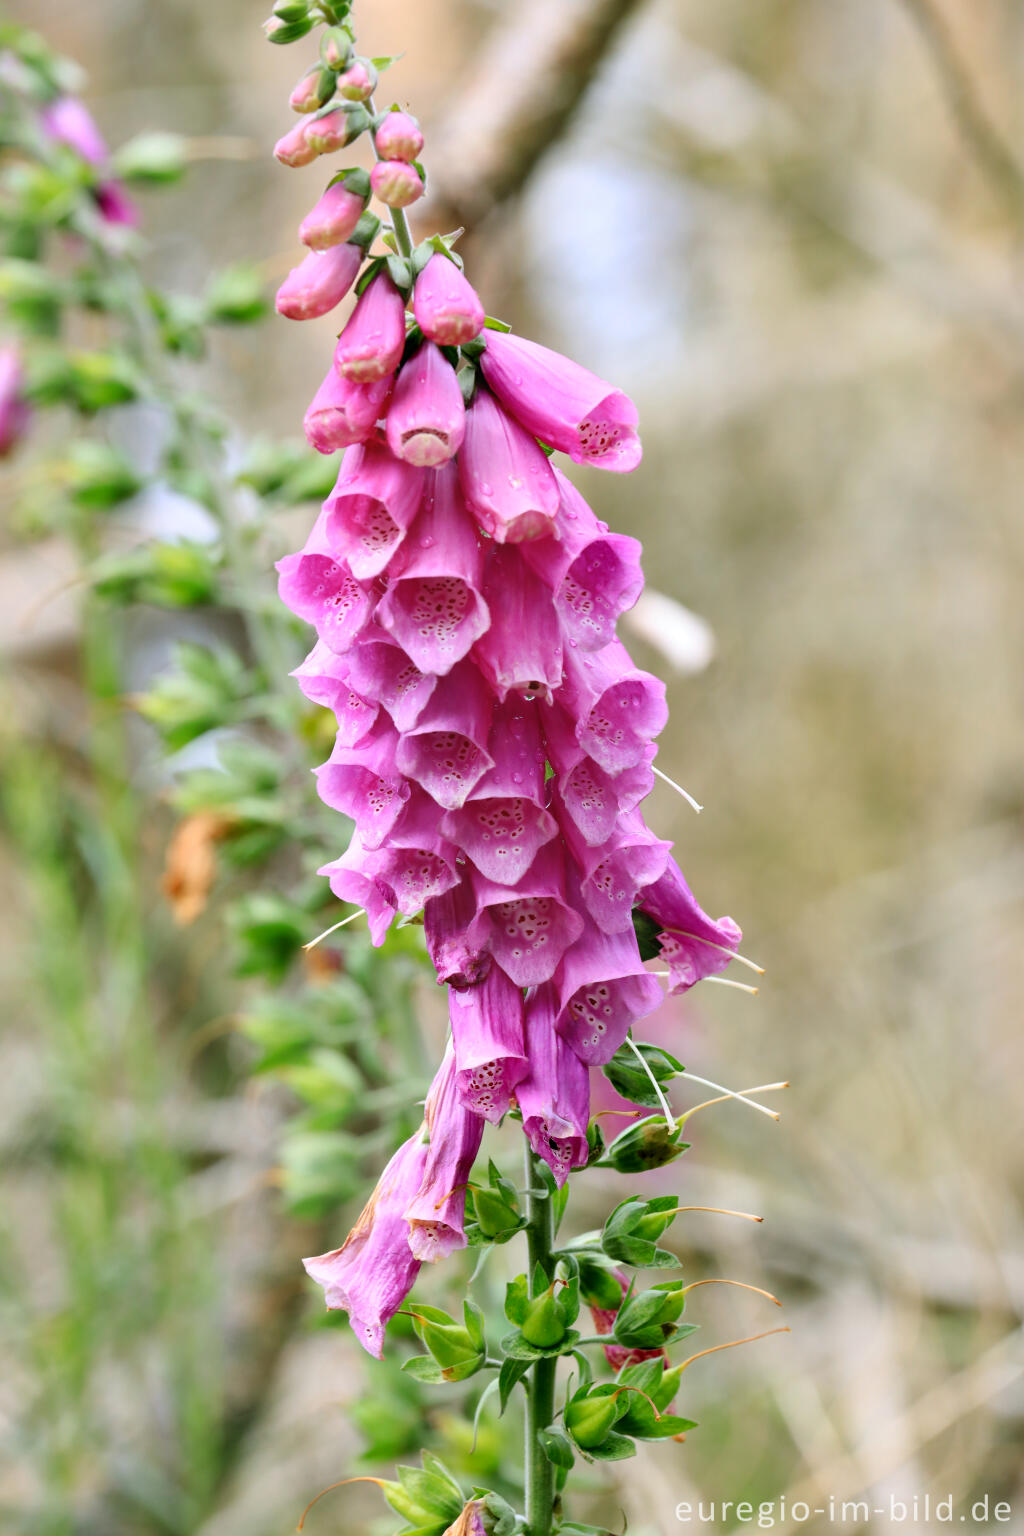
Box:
left=370, top=159, right=423, bottom=209
left=304, top=367, right=392, bottom=453
left=304, top=105, right=370, bottom=155
left=335, top=57, right=377, bottom=102
left=413, top=252, right=485, bottom=346
left=374, top=110, right=424, bottom=162
left=299, top=174, right=369, bottom=249
left=520, top=1287, right=567, bottom=1349
left=274, top=120, right=317, bottom=168
left=565, top=1393, right=619, bottom=1450
left=275, top=242, right=362, bottom=320
left=443, top=1495, right=517, bottom=1536
left=263, top=13, right=313, bottom=43
left=334, top=272, right=406, bottom=382
left=290, top=66, right=335, bottom=114
left=320, top=27, right=353, bottom=71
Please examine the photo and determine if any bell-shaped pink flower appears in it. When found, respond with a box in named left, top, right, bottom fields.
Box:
left=404, top=1045, right=484, bottom=1261
left=292, top=642, right=379, bottom=747
left=334, top=273, right=407, bottom=383
left=458, top=388, right=560, bottom=543
left=515, top=982, right=590, bottom=1186
left=324, top=439, right=426, bottom=579
left=304, top=367, right=392, bottom=454
left=542, top=702, right=654, bottom=846
left=635, top=858, right=742, bottom=991
left=395, top=662, right=494, bottom=809
left=41, top=97, right=108, bottom=164
left=412, top=253, right=485, bottom=346
left=370, top=159, right=424, bottom=208
left=385, top=343, right=465, bottom=468
left=300, top=178, right=369, bottom=250
left=473, top=544, right=563, bottom=703
left=376, top=465, right=489, bottom=674
left=425, top=876, right=492, bottom=988
left=276, top=508, right=375, bottom=653
left=374, top=110, right=424, bottom=162
left=448, top=966, right=528, bottom=1123
left=0, top=347, right=31, bottom=457
left=555, top=913, right=663, bottom=1066
left=559, top=802, right=670, bottom=935
left=276, top=243, right=362, bottom=321
left=467, top=842, right=584, bottom=988
left=442, top=698, right=557, bottom=886
left=346, top=628, right=439, bottom=732
left=315, top=718, right=410, bottom=848
left=521, top=470, right=644, bottom=650
left=274, top=120, right=319, bottom=167
left=479, top=329, right=641, bottom=473
left=321, top=789, right=459, bottom=944
left=319, top=829, right=401, bottom=946
left=303, top=1131, right=426, bottom=1357
left=561, top=641, right=668, bottom=776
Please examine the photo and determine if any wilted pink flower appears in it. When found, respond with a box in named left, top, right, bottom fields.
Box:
left=334, top=272, right=407, bottom=383
left=442, top=699, right=557, bottom=886
left=303, top=1131, right=426, bottom=1357
left=325, top=438, right=426, bottom=579
left=405, top=1045, right=485, bottom=1260
left=561, top=640, right=668, bottom=776
left=0, top=347, right=31, bottom=457
left=515, top=982, right=590, bottom=1185
left=274, top=120, right=318, bottom=167
left=448, top=965, right=527, bottom=1122
left=276, top=242, right=362, bottom=321
left=467, top=842, right=584, bottom=987
left=299, top=177, right=368, bottom=249
left=425, top=876, right=492, bottom=988
left=376, top=463, right=489, bottom=673
left=412, top=253, right=485, bottom=346
left=473, top=543, right=563, bottom=703
left=635, top=858, right=742, bottom=991
left=315, top=718, right=410, bottom=847
left=335, top=58, right=377, bottom=102
left=394, top=661, right=495, bottom=809
left=276, top=507, right=375, bottom=653
left=458, top=388, right=560, bottom=543
left=385, top=342, right=465, bottom=467
left=374, top=110, right=424, bottom=162
left=303, top=367, right=392, bottom=454
left=555, top=914, right=663, bottom=1065
left=480, top=329, right=641, bottom=472
left=443, top=1502, right=490, bottom=1536
left=370, top=159, right=423, bottom=208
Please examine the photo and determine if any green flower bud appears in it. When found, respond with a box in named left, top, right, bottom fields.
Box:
left=613, top=1280, right=687, bottom=1349
left=263, top=15, right=314, bottom=44
left=565, top=1393, right=619, bottom=1451
left=602, top=1115, right=689, bottom=1173
left=472, top=1185, right=519, bottom=1239
left=520, top=1287, right=567, bottom=1349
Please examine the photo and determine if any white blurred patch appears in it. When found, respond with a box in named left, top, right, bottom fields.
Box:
left=622, top=588, right=716, bottom=674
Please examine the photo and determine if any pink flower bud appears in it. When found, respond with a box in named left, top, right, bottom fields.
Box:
left=289, top=66, right=332, bottom=114
left=303, top=106, right=368, bottom=155
left=0, top=347, right=31, bottom=458
left=370, top=159, right=423, bottom=209
left=299, top=178, right=367, bottom=250
left=40, top=97, right=108, bottom=166
left=274, top=120, right=317, bottom=168
left=334, top=273, right=407, bottom=382
left=335, top=57, right=377, bottom=102
left=303, top=367, right=392, bottom=452
left=275, top=242, right=363, bottom=320
left=385, top=342, right=465, bottom=467
left=412, top=253, right=485, bottom=346
left=320, top=27, right=351, bottom=70
left=374, top=110, right=424, bottom=162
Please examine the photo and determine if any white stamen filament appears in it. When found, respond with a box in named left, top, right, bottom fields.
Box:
left=302, top=908, right=366, bottom=951
left=652, top=763, right=703, bottom=814
left=680, top=1070, right=788, bottom=1121
left=651, top=969, right=758, bottom=996
left=675, top=930, right=765, bottom=975
left=625, top=1035, right=676, bottom=1135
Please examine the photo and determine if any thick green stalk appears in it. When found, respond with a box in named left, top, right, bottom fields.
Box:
left=523, top=1145, right=557, bottom=1536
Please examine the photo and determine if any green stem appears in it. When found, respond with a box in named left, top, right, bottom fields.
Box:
left=523, top=1144, right=557, bottom=1536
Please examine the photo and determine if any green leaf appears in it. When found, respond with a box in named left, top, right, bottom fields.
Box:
left=602, top=1040, right=684, bottom=1108
left=136, top=642, right=250, bottom=749
left=497, top=1357, right=529, bottom=1415
left=582, top=1430, right=636, bottom=1462
left=92, top=541, right=219, bottom=608
left=203, top=263, right=268, bottom=325
left=114, top=131, right=188, bottom=184
left=503, top=1273, right=530, bottom=1326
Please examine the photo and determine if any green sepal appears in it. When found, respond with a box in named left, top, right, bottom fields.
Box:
left=386, top=253, right=412, bottom=293
left=602, top=1038, right=684, bottom=1108
left=499, top=1328, right=580, bottom=1362
left=580, top=1430, right=637, bottom=1462
left=503, top=1273, right=529, bottom=1326
left=598, top=1114, right=690, bottom=1174
left=497, top=1356, right=529, bottom=1414
left=539, top=1427, right=575, bottom=1470
left=483, top=315, right=511, bottom=332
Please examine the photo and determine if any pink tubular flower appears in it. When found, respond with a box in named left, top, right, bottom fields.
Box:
left=324, top=439, right=426, bottom=579
left=559, top=803, right=670, bottom=935
left=515, top=982, right=590, bottom=1185
left=346, top=629, right=439, bottom=731
left=404, top=1046, right=484, bottom=1261
left=303, top=367, right=392, bottom=454
left=275, top=242, right=363, bottom=321
left=40, top=97, right=137, bottom=226
left=334, top=272, right=407, bottom=383
left=370, top=159, right=424, bottom=209
left=274, top=120, right=319, bottom=167
left=394, top=662, right=495, bottom=809
left=375, top=463, right=489, bottom=674
left=0, top=347, right=31, bottom=457
left=448, top=966, right=528, bottom=1122
left=561, top=641, right=668, bottom=776
left=303, top=1131, right=427, bottom=1357
left=555, top=916, right=663, bottom=1066
left=458, top=387, right=560, bottom=544
left=479, top=329, right=642, bottom=472
left=441, top=698, right=557, bottom=886
left=276, top=508, right=375, bottom=653
left=385, top=343, right=465, bottom=467
left=542, top=702, right=654, bottom=846
left=425, top=877, right=492, bottom=988
left=413, top=253, right=485, bottom=346
left=473, top=543, right=563, bottom=703
left=374, top=110, right=424, bottom=162
left=315, top=718, right=410, bottom=848
left=321, top=790, right=459, bottom=945
left=300, top=178, right=368, bottom=250
left=635, top=858, right=742, bottom=991
left=521, top=470, right=644, bottom=650
left=467, top=842, right=584, bottom=988
left=292, top=641, right=379, bottom=746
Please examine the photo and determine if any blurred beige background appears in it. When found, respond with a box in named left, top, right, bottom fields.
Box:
left=4, top=0, right=1024, bottom=1532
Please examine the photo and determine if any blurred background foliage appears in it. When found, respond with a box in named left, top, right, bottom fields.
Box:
left=2, top=1, right=1024, bottom=1534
